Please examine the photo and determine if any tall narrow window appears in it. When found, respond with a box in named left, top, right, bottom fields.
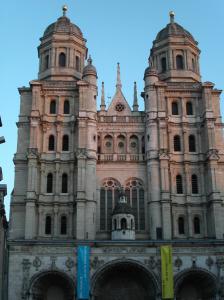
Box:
left=189, top=135, right=196, bottom=152
left=192, top=174, right=198, bottom=194
left=186, top=102, right=193, bottom=115
left=60, top=216, right=67, bottom=235
left=113, top=219, right=117, bottom=230
left=121, top=218, right=127, bottom=230
left=141, top=136, right=145, bottom=154
left=47, top=173, right=53, bottom=193
left=75, top=56, right=80, bottom=71
left=172, top=101, right=179, bottom=115
left=44, top=55, right=49, bottom=70
left=174, top=135, right=181, bottom=151
left=178, top=217, right=185, bottom=234
left=63, top=100, right=70, bottom=114
left=61, top=173, right=68, bottom=193
left=161, top=57, right=167, bottom=72
left=50, top=100, right=56, bottom=114
left=176, top=55, right=184, bottom=70
left=176, top=175, right=183, bottom=194
left=62, top=135, right=69, bottom=151
left=194, top=217, right=200, bottom=234
left=45, top=216, right=52, bottom=235
left=48, top=135, right=55, bottom=151
left=59, top=52, right=66, bottom=67
left=192, top=58, right=195, bottom=71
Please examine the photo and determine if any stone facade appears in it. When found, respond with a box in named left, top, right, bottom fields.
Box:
left=7, top=8, right=224, bottom=300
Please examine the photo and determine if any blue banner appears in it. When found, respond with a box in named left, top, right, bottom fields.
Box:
left=77, top=245, right=90, bottom=300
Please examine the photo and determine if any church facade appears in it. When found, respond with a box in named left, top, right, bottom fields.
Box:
left=7, top=7, right=224, bottom=300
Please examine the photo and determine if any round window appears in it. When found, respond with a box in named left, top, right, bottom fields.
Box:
left=115, top=103, right=125, bottom=112
left=118, top=142, right=124, bottom=148
left=131, top=142, right=137, bottom=148
left=105, top=141, right=112, bottom=148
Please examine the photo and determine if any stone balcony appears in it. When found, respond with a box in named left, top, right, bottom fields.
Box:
left=97, top=153, right=145, bottom=162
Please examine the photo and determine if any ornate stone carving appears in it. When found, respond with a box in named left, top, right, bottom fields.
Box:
left=65, top=257, right=75, bottom=271
left=174, top=257, right=183, bottom=270
left=21, top=259, right=31, bottom=299
left=206, top=149, right=219, bottom=161
left=33, top=256, right=42, bottom=271
left=191, top=256, right=197, bottom=268
left=206, top=256, right=214, bottom=270
left=50, top=256, right=57, bottom=269
left=90, top=256, right=104, bottom=270
left=76, top=148, right=87, bottom=159
left=217, top=257, right=224, bottom=270
left=144, top=256, right=157, bottom=269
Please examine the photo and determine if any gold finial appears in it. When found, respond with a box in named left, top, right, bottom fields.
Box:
left=62, top=5, right=68, bottom=16
left=169, top=11, right=175, bottom=23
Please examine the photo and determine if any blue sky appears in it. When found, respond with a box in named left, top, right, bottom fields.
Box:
left=1, top=0, right=224, bottom=217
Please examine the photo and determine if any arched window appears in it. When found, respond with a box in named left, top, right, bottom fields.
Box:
left=129, top=135, right=138, bottom=154
left=75, top=56, right=80, bottom=71
left=172, top=101, right=179, bottom=115
left=48, top=135, right=55, bottom=151
left=193, top=217, right=200, bottom=234
left=176, top=55, right=184, bottom=70
left=191, top=174, right=198, bottom=194
left=44, top=55, right=49, bottom=70
left=50, top=100, right=56, bottom=114
left=121, top=218, right=127, bottom=230
left=189, top=135, right=196, bottom=152
left=104, top=135, right=113, bottom=154
left=62, top=135, right=69, bottom=151
left=47, top=173, right=53, bottom=193
left=59, top=52, right=66, bottom=67
left=174, top=135, right=181, bottom=152
left=63, top=100, right=70, bottom=114
left=192, top=58, right=195, bottom=71
left=176, top=175, right=183, bottom=194
left=45, top=216, right=52, bottom=234
left=141, top=136, right=145, bottom=154
left=60, top=216, right=67, bottom=235
left=61, top=173, right=68, bottom=193
left=178, top=217, right=185, bottom=234
left=113, top=219, right=117, bottom=230
left=117, top=135, right=125, bottom=154
left=161, top=57, right=167, bottom=72
left=186, top=102, right=193, bottom=115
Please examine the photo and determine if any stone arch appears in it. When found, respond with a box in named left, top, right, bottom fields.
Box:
left=174, top=268, right=218, bottom=300
left=91, top=259, right=160, bottom=300
left=28, top=270, right=75, bottom=300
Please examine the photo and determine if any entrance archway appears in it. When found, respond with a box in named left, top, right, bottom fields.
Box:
left=91, top=260, right=159, bottom=300
left=175, top=268, right=217, bottom=300
left=29, top=270, right=75, bottom=300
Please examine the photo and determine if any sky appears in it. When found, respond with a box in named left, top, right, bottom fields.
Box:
left=1, top=0, right=224, bottom=218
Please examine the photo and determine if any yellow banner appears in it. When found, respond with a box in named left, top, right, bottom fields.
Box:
left=161, top=245, right=174, bottom=299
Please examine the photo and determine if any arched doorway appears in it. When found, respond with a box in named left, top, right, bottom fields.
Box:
left=29, top=270, right=75, bottom=300
left=91, top=260, right=158, bottom=300
left=175, top=269, right=217, bottom=300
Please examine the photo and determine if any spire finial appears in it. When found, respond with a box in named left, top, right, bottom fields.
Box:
left=87, top=55, right=92, bottom=65
left=100, top=81, right=106, bottom=111
left=116, top=62, right=122, bottom=90
left=62, top=5, right=68, bottom=17
left=169, top=11, right=175, bottom=23
left=133, top=82, right=139, bottom=112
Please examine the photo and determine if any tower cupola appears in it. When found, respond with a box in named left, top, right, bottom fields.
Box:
left=149, top=12, right=201, bottom=82
left=111, top=188, right=135, bottom=240
left=38, top=6, right=87, bottom=81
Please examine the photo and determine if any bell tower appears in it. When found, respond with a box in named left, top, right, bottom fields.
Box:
left=38, top=5, right=87, bottom=81
left=150, top=12, right=201, bottom=82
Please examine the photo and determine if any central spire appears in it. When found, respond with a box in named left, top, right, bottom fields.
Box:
left=116, top=62, right=122, bottom=90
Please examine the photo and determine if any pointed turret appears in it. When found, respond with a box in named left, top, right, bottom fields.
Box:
left=116, top=63, right=122, bottom=90
left=100, top=81, right=106, bottom=111
left=133, top=81, right=139, bottom=112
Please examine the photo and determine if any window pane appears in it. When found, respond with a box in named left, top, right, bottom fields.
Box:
left=172, top=102, right=179, bottom=115
left=48, top=135, right=55, bottom=151
left=176, top=175, right=183, bottom=194
left=47, top=173, right=53, bottom=193
left=107, top=189, right=112, bottom=230
left=62, top=135, right=69, bottom=151
left=100, top=189, right=106, bottom=230
left=176, top=55, right=184, bottom=70
left=139, top=189, right=145, bottom=230
left=62, top=173, right=68, bottom=193
left=192, top=175, right=198, bottom=194
left=178, top=217, right=185, bottom=234
left=59, top=52, right=66, bottom=67
left=50, top=100, right=56, bottom=114
left=61, top=216, right=67, bottom=235
left=64, top=100, right=70, bottom=114
left=132, top=189, right=138, bottom=230
left=45, top=216, right=51, bottom=234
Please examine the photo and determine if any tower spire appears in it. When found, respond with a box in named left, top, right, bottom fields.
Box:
left=116, top=63, right=122, bottom=90
left=100, top=81, right=106, bottom=111
left=62, top=5, right=68, bottom=17
left=133, top=81, right=139, bottom=112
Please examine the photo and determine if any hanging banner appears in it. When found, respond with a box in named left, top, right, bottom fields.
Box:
left=161, top=245, right=174, bottom=299
left=77, top=245, right=90, bottom=300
